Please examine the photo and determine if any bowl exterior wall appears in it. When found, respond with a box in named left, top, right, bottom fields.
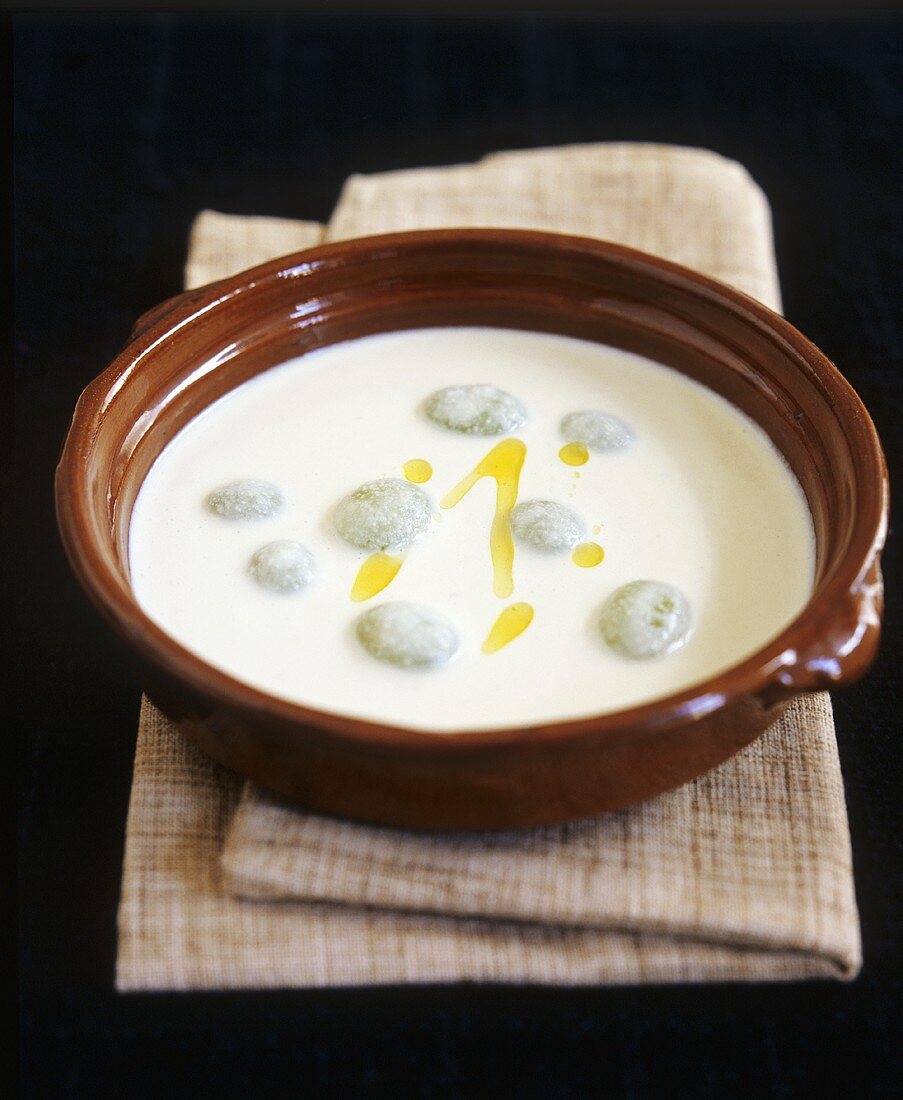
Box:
left=56, top=230, right=888, bottom=827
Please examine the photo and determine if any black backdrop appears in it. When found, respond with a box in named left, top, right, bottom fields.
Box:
left=15, top=13, right=901, bottom=1097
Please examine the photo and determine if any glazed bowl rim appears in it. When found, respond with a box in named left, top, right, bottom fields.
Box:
left=55, top=227, right=888, bottom=756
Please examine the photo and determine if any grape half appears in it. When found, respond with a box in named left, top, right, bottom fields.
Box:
left=334, top=478, right=432, bottom=552
left=356, top=602, right=460, bottom=669
left=599, top=580, right=691, bottom=659
left=510, top=499, right=584, bottom=553
left=561, top=410, right=634, bottom=452
left=207, top=479, right=284, bottom=520
left=425, top=384, right=527, bottom=435
left=248, top=540, right=316, bottom=594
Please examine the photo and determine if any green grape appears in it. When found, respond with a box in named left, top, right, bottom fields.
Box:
left=249, top=541, right=316, bottom=594
left=600, top=580, right=691, bottom=659
left=207, top=479, right=284, bottom=520
left=356, top=602, right=460, bottom=670
left=425, top=384, right=527, bottom=435
left=510, top=499, right=584, bottom=553
left=561, top=410, right=634, bottom=452
left=334, top=478, right=433, bottom=552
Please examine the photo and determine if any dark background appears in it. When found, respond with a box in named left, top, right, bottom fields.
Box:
left=15, top=11, right=901, bottom=1098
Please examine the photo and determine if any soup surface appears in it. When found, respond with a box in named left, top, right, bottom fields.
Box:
left=129, top=326, right=815, bottom=731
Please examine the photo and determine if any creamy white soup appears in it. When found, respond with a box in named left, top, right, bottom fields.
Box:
left=129, top=326, right=815, bottom=731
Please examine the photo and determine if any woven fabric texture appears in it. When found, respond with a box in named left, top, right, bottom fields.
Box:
left=116, top=144, right=859, bottom=991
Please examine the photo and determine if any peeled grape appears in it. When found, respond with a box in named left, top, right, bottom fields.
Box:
left=356, top=602, right=460, bottom=670
left=425, top=384, right=526, bottom=435
left=334, top=478, right=432, bottom=552
left=510, top=499, right=584, bottom=553
left=561, top=410, right=634, bottom=452
left=599, top=580, right=691, bottom=659
left=207, top=479, right=284, bottom=520
left=248, top=540, right=316, bottom=594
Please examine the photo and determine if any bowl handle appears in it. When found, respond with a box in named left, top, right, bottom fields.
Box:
left=758, top=558, right=884, bottom=706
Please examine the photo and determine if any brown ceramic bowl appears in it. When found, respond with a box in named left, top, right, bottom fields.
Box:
left=55, top=229, right=888, bottom=829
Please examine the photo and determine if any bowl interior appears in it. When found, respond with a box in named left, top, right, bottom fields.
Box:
left=62, top=231, right=885, bottom=739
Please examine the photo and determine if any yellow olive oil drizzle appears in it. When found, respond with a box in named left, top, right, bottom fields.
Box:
left=572, top=542, right=605, bottom=568
left=559, top=441, right=589, bottom=466
left=403, top=458, right=432, bottom=484
left=482, top=602, right=535, bottom=655
left=350, top=552, right=404, bottom=602
left=440, top=438, right=526, bottom=598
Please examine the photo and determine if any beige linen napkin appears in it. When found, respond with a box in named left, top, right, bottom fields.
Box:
left=116, top=144, right=860, bottom=991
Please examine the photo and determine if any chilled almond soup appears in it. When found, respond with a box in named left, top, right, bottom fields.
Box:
left=128, top=327, right=816, bottom=732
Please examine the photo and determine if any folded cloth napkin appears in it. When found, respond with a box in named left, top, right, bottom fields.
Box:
left=116, top=144, right=860, bottom=991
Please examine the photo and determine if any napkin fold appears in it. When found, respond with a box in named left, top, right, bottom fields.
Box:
left=116, top=143, right=860, bottom=991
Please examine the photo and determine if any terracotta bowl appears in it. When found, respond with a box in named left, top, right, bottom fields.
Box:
left=55, top=229, right=888, bottom=829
